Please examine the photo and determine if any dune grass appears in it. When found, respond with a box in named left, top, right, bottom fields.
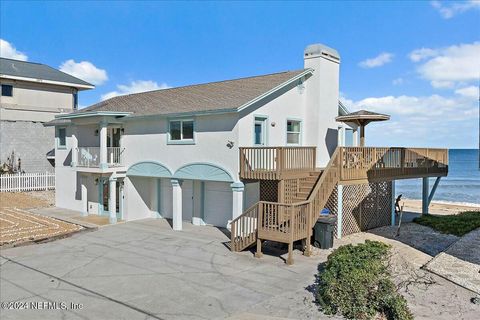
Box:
left=413, top=211, right=480, bottom=236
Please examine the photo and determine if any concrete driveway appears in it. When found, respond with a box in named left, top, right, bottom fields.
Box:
left=0, top=219, right=329, bottom=320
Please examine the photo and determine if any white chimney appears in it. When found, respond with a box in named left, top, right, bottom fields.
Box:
left=303, top=43, right=340, bottom=167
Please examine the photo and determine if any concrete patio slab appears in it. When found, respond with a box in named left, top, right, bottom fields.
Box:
left=424, top=228, right=480, bottom=294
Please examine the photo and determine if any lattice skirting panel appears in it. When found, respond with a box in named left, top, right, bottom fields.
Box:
left=283, top=178, right=309, bottom=203
left=341, top=181, right=392, bottom=237
left=259, top=180, right=279, bottom=202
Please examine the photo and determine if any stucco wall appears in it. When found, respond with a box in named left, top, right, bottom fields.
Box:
left=0, top=120, right=55, bottom=172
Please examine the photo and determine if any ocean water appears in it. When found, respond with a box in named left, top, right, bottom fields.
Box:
left=395, top=149, right=480, bottom=205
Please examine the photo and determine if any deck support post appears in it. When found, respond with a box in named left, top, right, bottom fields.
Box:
left=422, top=177, right=429, bottom=214
left=391, top=181, right=396, bottom=226
left=108, top=177, right=117, bottom=224
left=231, top=182, right=244, bottom=221
left=171, top=179, right=183, bottom=231
left=337, top=185, right=343, bottom=238
left=287, top=242, right=294, bottom=265
left=254, top=238, right=263, bottom=258
left=428, top=177, right=441, bottom=206
left=81, top=175, right=88, bottom=217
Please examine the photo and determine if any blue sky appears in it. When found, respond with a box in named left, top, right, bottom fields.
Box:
left=1, top=1, right=479, bottom=148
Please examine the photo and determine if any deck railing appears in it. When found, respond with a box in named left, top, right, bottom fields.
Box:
left=239, top=146, right=316, bottom=180
left=339, top=147, right=448, bottom=182
left=77, top=147, right=124, bottom=168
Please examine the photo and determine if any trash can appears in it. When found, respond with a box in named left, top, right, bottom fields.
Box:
left=312, top=214, right=336, bottom=249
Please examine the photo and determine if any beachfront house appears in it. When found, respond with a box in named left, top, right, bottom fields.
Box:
left=51, top=43, right=448, bottom=264
left=0, top=58, right=94, bottom=172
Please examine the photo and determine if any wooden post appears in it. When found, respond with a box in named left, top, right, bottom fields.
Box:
left=255, top=238, right=263, bottom=258
left=287, top=242, right=294, bottom=265
left=360, top=125, right=365, bottom=147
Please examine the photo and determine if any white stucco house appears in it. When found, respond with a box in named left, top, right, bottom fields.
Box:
left=52, top=43, right=356, bottom=230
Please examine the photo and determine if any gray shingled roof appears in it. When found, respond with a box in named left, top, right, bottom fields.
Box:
left=79, top=69, right=308, bottom=116
left=0, top=58, right=93, bottom=87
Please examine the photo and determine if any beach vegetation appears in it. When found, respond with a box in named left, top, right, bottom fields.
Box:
left=413, top=211, right=480, bottom=236
left=315, top=240, right=413, bottom=320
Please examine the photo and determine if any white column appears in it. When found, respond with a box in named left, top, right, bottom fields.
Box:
left=171, top=179, right=183, bottom=230
left=119, top=180, right=124, bottom=220
left=230, top=182, right=244, bottom=223
left=352, top=128, right=359, bottom=147
left=338, top=125, right=345, bottom=147
left=71, top=125, right=78, bottom=167
left=337, top=185, right=343, bottom=239
left=108, top=177, right=117, bottom=224
left=99, top=121, right=108, bottom=169
left=81, top=176, right=88, bottom=217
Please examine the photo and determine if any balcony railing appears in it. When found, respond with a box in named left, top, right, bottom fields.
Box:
left=77, top=147, right=124, bottom=168
left=239, top=147, right=316, bottom=180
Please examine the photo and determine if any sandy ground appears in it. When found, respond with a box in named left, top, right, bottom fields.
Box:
left=0, top=190, right=55, bottom=209
left=402, top=198, right=480, bottom=215
left=0, top=191, right=82, bottom=247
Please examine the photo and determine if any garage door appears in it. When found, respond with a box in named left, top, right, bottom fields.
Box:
left=182, top=180, right=193, bottom=222
left=204, top=182, right=232, bottom=228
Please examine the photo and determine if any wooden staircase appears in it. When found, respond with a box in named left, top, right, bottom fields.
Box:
left=231, top=146, right=449, bottom=264
left=231, top=149, right=341, bottom=261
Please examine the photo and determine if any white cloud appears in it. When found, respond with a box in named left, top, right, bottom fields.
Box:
left=410, top=42, right=480, bottom=88
left=101, top=80, right=169, bottom=100
left=408, top=48, right=438, bottom=62
left=59, top=59, right=108, bottom=85
left=455, top=85, right=479, bottom=99
left=392, top=78, right=404, bottom=85
left=340, top=93, right=477, bottom=148
left=359, top=52, right=394, bottom=68
left=431, top=0, right=480, bottom=19
left=0, top=39, right=28, bottom=61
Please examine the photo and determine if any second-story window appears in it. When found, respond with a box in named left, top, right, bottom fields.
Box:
left=169, top=119, right=194, bottom=143
left=73, top=92, right=78, bottom=110
left=58, top=127, right=67, bottom=148
left=1, top=84, right=13, bottom=97
left=286, top=120, right=301, bottom=145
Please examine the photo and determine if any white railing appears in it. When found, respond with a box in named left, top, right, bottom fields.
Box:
left=0, top=172, right=55, bottom=192
left=108, top=147, right=123, bottom=165
left=78, top=147, right=100, bottom=167
left=77, top=147, right=124, bottom=168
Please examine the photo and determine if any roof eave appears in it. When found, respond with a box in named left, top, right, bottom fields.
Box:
left=0, top=74, right=94, bottom=90
left=55, top=111, right=132, bottom=120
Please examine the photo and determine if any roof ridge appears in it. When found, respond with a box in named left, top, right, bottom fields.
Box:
left=105, top=69, right=306, bottom=102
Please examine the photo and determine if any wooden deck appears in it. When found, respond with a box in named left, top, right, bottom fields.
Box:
left=232, top=146, right=448, bottom=264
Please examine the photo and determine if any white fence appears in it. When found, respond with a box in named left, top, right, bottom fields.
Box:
left=0, top=172, right=55, bottom=192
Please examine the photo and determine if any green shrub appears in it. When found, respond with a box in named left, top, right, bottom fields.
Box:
left=315, top=240, right=413, bottom=320
left=413, top=211, right=480, bottom=236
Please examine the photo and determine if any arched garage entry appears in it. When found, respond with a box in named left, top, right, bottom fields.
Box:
left=174, top=163, right=234, bottom=228
left=126, top=161, right=173, bottom=221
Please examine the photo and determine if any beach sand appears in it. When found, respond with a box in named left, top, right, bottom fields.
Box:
left=402, top=198, right=480, bottom=215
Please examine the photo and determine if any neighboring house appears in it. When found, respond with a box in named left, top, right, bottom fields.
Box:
left=0, top=58, right=93, bottom=172
left=52, top=43, right=448, bottom=264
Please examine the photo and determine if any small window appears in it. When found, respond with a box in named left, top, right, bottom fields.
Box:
left=287, top=120, right=301, bottom=145
left=73, top=92, right=78, bottom=109
left=58, top=128, right=66, bottom=148
left=169, top=119, right=194, bottom=143
left=1, top=84, right=13, bottom=97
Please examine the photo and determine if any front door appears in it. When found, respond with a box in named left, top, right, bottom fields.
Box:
left=254, top=117, right=267, bottom=146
